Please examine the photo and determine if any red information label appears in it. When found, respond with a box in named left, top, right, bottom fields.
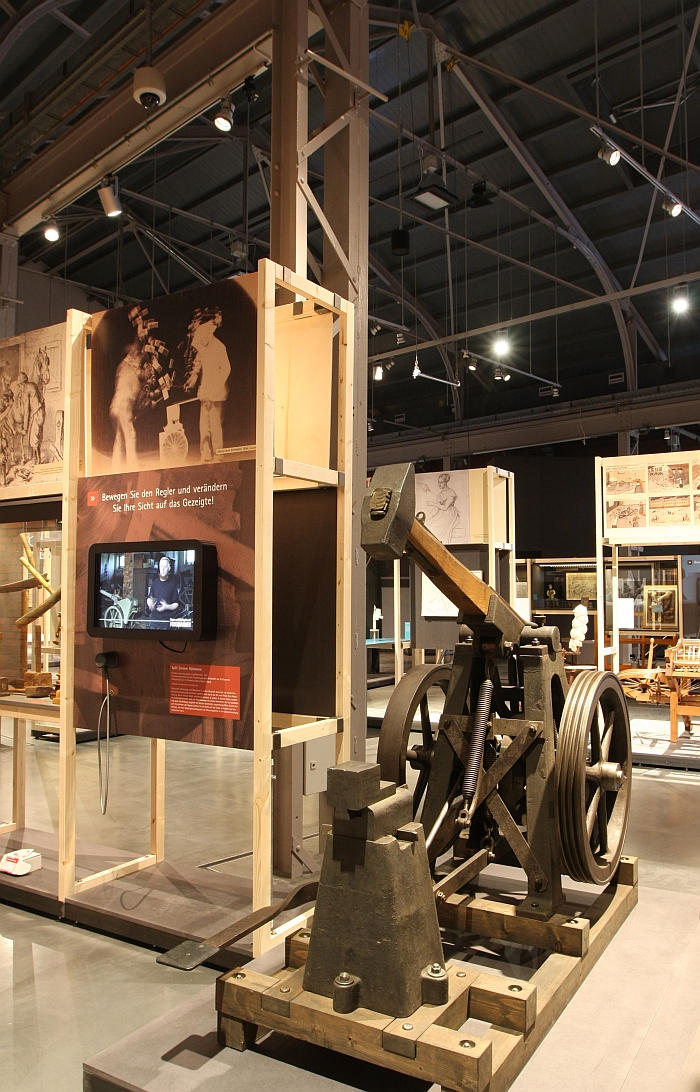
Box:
left=169, top=663, right=240, bottom=719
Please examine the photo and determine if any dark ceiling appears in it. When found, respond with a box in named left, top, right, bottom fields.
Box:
left=4, top=0, right=700, bottom=437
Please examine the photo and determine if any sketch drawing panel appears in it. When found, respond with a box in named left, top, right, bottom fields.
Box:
left=415, top=469, right=470, bottom=544
left=693, top=463, right=700, bottom=491
left=649, top=495, right=691, bottom=525
left=421, top=573, right=459, bottom=618
left=605, top=500, right=646, bottom=529
left=605, top=466, right=645, bottom=495
left=648, top=463, right=690, bottom=491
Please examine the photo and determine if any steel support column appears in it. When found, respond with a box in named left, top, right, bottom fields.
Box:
left=321, top=0, right=370, bottom=761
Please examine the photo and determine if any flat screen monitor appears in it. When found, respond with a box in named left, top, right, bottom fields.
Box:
left=87, top=540, right=217, bottom=641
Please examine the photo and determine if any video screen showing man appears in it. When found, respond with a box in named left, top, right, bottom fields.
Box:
left=146, top=556, right=183, bottom=621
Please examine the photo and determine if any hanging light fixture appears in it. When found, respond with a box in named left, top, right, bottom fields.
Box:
left=409, top=154, right=458, bottom=211
left=503, top=372, right=511, bottom=381
left=672, top=284, right=689, bottom=313
left=598, top=142, right=621, bottom=166
left=494, top=365, right=504, bottom=380
left=44, top=219, right=59, bottom=242
left=214, top=97, right=234, bottom=132
left=493, top=336, right=509, bottom=358
left=373, top=364, right=383, bottom=381
left=97, top=178, right=122, bottom=217
left=663, top=196, right=682, bottom=218
left=370, top=322, right=381, bottom=336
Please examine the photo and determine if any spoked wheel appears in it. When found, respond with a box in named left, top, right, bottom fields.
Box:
left=103, top=605, right=124, bottom=628
left=556, top=671, right=631, bottom=884
left=377, top=664, right=451, bottom=814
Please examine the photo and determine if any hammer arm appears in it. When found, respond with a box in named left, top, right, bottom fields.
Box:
left=407, top=518, right=493, bottom=617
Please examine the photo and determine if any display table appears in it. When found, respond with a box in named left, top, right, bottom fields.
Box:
left=366, top=637, right=410, bottom=675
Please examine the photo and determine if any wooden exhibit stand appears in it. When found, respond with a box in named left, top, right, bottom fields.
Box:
left=2, top=263, right=353, bottom=958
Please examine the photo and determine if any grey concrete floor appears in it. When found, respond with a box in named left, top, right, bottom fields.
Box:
left=2, top=717, right=700, bottom=1090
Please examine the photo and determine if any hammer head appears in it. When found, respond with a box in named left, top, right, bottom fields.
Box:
left=361, top=463, right=415, bottom=560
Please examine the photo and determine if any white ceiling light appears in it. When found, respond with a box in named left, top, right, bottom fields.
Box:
left=672, top=284, right=689, bottom=313
left=373, top=364, right=383, bottom=381
left=97, top=178, right=122, bottom=218
left=663, top=197, right=682, bottom=218
left=493, top=336, right=509, bottom=358
left=503, top=372, right=511, bottom=381
left=598, top=143, right=621, bottom=166
left=214, top=98, right=234, bottom=132
left=44, top=219, right=59, bottom=242
left=494, top=365, right=503, bottom=380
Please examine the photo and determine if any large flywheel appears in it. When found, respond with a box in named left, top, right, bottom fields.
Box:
left=377, top=664, right=451, bottom=814
left=556, top=670, right=632, bottom=885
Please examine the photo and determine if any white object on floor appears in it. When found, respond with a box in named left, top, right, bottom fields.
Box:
left=0, top=848, right=41, bottom=876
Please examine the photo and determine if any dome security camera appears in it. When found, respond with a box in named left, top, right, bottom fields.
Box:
left=133, top=66, right=167, bottom=110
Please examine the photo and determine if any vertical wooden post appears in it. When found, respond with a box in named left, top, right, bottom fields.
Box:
left=393, top=559, right=403, bottom=684
left=336, top=300, right=354, bottom=763
left=12, top=717, right=25, bottom=828
left=150, top=737, right=165, bottom=860
left=486, top=467, right=496, bottom=591
left=58, top=309, right=89, bottom=903
left=594, top=458, right=606, bottom=670
left=611, top=544, right=619, bottom=673
left=507, top=473, right=516, bottom=606
left=252, top=260, right=276, bottom=955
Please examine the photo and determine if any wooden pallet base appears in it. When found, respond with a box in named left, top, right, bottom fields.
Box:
left=216, top=859, right=638, bottom=1092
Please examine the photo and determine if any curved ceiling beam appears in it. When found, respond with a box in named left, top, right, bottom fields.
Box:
left=0, top=0, right=88, bottom=68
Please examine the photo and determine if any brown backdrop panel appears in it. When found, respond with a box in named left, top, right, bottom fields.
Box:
left=74, top=461, right=255, bottom=748
left=272, top=488, right=336, bottom=719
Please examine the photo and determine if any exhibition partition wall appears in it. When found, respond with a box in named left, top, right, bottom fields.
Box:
left=595, top=453, right=698, bottom=692
left=2, top=261, right=353, bottom=957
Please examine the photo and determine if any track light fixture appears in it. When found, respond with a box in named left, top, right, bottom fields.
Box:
left=493, top=336, right=509, bottom=358
left=494, top=365, right=503, bottom=380
left=373, top=364, right=383, bottom=381
left=503, top=372, right=511, bottom=381
left=97, top=178, right=122, bottom=218
left=44, top=219, right=59, bottom=242
left=412, top=357, right=420, bottom=379
left=598, top=142, right=621, bottom=167
left=370, top=323, right=381, bottom=336
left=672, top=284, right=689, bottom=314
left=662, top=196, right=682, bottom=218
left=396, top=331, right=405, bottom=346
left=214, top=98, right=234, bottom=132
left=367, top=419, right=375, bottom=433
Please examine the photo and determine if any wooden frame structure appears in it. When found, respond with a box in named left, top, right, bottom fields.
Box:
left=218, top=859, right=638, bottom=1092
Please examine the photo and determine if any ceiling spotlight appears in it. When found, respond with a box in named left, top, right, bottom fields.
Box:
left=663, top=196, right=682, bottom=218
left=413, top=356, right=421, bottom=379
left=598, top=142, right=621, bottom=167
left=97, top=178, right=122, bottom=218
left=386, top=359, right=395, bottom=371
left=44, top=219, right=59, bottom=242
left=462, top=350, right=477, bottom=372
left=244, top=75, right=258, bottom=103
left=132, top=66, right=167, bottom=111
left=552, top=387, right=560, bottom=398
left=664, top=428, right=671, bottom=441
left=503, top=372, right=511, bottom=381
left=672, top=284, right=689, bottom=313
left=214, top=98, right=234, bottom=132
left=396, top=331, right=405, bottom=346
left=494, top=365, right=503, bottom=380
left=367, top=418, right=375, bottom=433
left=370, top=322, right=381, bottom=336
left=391, top=228, right=410, bottom=256
left=373, top=364, right=383, bottom=381
left=493, top=336, right=509, bottom=358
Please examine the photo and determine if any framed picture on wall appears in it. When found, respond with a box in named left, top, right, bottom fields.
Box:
left=643, top=585, right=678, bottom=630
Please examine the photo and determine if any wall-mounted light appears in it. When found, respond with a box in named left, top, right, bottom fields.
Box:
left=98, top=178, right=122, bottom=217
left=214, top=98, right=234, bottom=132
left=672, top=284, right=689, bottom=313
left=373, top=364, right=383, bottom=381
left=44, top=219, right=59, bottom=242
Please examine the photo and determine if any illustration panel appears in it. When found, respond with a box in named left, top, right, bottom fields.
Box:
left=648, top=463, right=690, bottom=491
left=90, top=275, right=257, bottom=475
left=692, top=463, right=700, bottom=491
left=649, top=494, right=691, bottom=525
left=415, top=469, right=470, bottom=544
left=565, top=571, right=597, bottom=602
left=0, top=324, right=65, bottom=494
left=605, top=499, right=646, bottom=529
left=421, top=572, right=459, bottom=618
left=605, top=466, right=646, bottom=495
left=643, top=585, right=678, bottom=630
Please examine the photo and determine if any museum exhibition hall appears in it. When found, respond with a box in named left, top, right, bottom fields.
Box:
left=1, top=1, right=700, bottom=1090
